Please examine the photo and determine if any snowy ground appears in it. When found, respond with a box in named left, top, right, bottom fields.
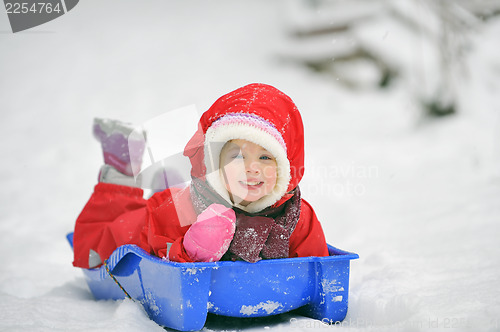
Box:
left=1, top=1, right=499, bottom=331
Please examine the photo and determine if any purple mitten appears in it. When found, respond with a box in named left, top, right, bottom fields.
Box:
left=183, top=204, right=236, bottom=262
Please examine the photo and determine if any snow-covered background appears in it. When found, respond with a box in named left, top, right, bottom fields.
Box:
left=1, top=1, right=499, bottom=331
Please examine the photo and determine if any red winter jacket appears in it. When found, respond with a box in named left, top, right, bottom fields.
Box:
left=73, top=84, right=329, bottom=268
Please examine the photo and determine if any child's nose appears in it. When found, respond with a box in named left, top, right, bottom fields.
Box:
left=245, top=160, right=260, bottom=173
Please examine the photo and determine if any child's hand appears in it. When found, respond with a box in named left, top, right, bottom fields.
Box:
left=183, top=204, right=236, bottom=262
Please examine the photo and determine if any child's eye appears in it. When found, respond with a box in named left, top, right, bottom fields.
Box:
left=260, top=155, right=273, bottom=161
left=231, top=153, right=243, bottom=159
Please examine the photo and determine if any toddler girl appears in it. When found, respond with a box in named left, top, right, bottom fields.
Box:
left=72, top=83, right=328, bottom=268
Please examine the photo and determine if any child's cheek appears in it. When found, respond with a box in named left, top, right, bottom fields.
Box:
left=222, top=164, right=242, bottom=188
left=262, top=165, right=277, bottom=183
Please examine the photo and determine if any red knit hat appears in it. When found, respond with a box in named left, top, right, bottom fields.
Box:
left=184, top=83, right=305, bottom=212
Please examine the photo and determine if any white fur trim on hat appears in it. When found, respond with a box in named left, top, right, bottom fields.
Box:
left=204, top=114, right=291, bottom=213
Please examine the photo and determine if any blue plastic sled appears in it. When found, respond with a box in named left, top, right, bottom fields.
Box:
left=67, top=232, right=358, bottom=331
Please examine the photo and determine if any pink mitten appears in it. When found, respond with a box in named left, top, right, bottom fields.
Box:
left=183, top=204, right=236, bottom=262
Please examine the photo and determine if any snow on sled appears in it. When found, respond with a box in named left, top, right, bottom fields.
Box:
left=67, top=232, right=358, bottom=331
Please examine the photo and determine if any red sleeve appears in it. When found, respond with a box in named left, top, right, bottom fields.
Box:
left=145, top=186, right=197, bottom=262
left=288, top=199, right=329, bottom=258
left=167, top=237, right=195, bottom=262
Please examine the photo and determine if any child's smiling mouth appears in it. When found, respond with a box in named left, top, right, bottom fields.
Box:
left=239, top=180, right=264, bottom=189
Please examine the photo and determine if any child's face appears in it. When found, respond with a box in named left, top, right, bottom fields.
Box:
left=219, top=139, right=277, bottom=206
